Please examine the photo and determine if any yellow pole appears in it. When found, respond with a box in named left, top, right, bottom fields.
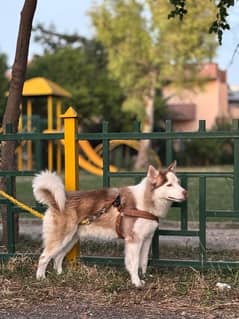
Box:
left=56, top=98, right=62, bottom=131
left=18, top=104, right=23, bottom=131
left=60, top=106, right=79, bottom=263
left=47, top=96, right=53, bottom=171
left=56, top=98, right=62, bottom=174
left=47, top=95, right=53, bottom=130
left=27, top=98, right=32, bottom=170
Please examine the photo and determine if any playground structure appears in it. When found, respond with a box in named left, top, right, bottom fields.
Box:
left=18, top=77, right=161, bottom=175
left=18, top=77, right=70, bottom=173
left=17, top=77, right=119, bottom=175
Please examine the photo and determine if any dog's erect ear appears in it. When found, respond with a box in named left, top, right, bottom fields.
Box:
left=147, top=165, right=159, bottom=184
left=167, top=160, right=177, bottom=172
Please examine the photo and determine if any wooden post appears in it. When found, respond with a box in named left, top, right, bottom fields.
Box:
left=60, top=106, right=79, bottom=263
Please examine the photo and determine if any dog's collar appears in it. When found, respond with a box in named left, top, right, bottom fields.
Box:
left=116, top=208, right=158, bottom=239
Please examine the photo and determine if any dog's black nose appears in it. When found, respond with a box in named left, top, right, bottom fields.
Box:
left=183, top=190, right=188, bottom=199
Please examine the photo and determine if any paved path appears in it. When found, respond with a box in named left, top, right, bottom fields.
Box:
left=1, top=218, right=238, bottom=251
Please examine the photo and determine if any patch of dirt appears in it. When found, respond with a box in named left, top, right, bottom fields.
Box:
left=1, top=293, right=238, bottom=319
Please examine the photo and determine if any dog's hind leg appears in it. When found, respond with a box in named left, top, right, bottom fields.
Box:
left=124, top=239, right=144, bottom=287
left=36, top=228, right=78, bottom=279
left=53, top=234, right=79, bottom=274
left=36, top=244, right=62, bottom=279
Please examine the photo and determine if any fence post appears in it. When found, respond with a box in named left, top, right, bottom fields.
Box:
left=232, top=119, right=239, bottom=210
left=199, top=176, right=206, bottom=266
left=198, top=120, right=207, bottom=265
left=60, top=106, right=79, bottom=263
left=6, top=124, right=16, bottom=254
left=165, top=120, right=173, bottom=165
left=102, top=121, right=110, bottom=188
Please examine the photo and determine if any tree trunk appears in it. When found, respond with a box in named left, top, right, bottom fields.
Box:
left=134, top=73, right=156, bottom=170
left=0, top=0, right=37, bottom=245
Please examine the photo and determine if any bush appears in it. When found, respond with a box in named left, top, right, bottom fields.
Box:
left=177, top=118, right=233, bottom=166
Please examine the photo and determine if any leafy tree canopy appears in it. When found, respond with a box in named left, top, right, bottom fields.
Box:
left=27, top=33, right=133, bottom=131
left=89, top=0, right=218, bottom=120
left=168, top=0, right=236, bottom=44
left=89, top=0, right=218, bottom=168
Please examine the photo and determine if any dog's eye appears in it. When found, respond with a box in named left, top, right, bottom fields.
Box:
left=166, top=184, right=172, bottom=187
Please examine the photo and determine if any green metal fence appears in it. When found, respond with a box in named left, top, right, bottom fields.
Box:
left=1, top=119, right=239, bottom=269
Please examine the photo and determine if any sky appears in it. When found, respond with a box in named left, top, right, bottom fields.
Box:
left=0, top=1, right=239, bottom=87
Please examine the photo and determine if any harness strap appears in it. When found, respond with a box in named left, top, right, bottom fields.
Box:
left=80, top=194, right=121, bottom=225
left=115, top=208, right=158, bottom=239
left=123, top=208, right=158, bottom=221
left=116, top=213, right=124, bottom=239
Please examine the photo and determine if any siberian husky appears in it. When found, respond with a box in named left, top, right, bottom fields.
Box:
left=33, top=161, right=187, bottom=287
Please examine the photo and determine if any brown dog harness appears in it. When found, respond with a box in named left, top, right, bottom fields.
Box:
left=115, top=207, right=159, bottom=239
left=79, top=194, right=121, bottom=225
left=80, top=194, right=158, bottom=239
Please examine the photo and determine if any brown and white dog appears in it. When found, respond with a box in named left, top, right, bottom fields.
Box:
left=33, top=161, right=187, bottom=287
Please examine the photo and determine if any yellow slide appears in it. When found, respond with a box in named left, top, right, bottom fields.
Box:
left=95, top=139, right=161, bottom=166
left=78, top=140, right=118, bottom=176
left=94, top=139, right=140, bottom=154
left=43, top=129, right=118, bottom=176
left=78, top=154, right=104, bottom=176
left=79, top=140, right=118, bottom=172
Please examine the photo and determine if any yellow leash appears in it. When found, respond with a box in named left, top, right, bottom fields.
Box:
left=0, top=190, right=44, bottom=219
left=0, top=190, right=106, bottom=226
left=0, top=190, right=91, bottom=224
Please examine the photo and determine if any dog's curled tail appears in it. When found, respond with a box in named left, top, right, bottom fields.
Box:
left=32, top=170, right=66, bottom=212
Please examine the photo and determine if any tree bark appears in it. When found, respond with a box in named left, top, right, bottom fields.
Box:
left=0, top=0, right=37, bottom=244
left=134, top=72, right=156, bottom=170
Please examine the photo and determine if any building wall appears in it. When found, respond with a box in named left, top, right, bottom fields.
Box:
left=229, top=104, right=239, bottom=119
left=163, top=64, right=229, bottom=132
left=219, top=78, right=229, bottom=117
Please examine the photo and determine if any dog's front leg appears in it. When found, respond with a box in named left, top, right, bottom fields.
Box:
left=124, top=239, right=144, bottom=287
left=139, top=234, right=154, bottom=276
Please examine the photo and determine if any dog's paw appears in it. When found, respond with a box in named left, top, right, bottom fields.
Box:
left=36, top=272, right=46, bottom=280
left=133, top=279, right=145, bottom=288
left=139, top=279, right=145, bottom=287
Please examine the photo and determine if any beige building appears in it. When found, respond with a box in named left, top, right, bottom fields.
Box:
left=163, top=63, right=229, bottom=131
left=228, top=85, right=239, bottom=119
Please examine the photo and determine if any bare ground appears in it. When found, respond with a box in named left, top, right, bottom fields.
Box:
left=1, top=271, right=239, bottom=319
left=1, top=300, right=237, bottom=319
